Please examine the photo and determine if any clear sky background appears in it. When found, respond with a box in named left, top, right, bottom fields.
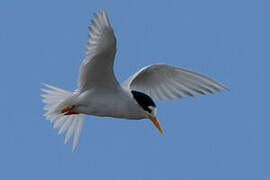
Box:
left=0, top=0, right=269, bottom=179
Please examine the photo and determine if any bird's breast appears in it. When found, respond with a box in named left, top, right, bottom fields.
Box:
left=76, top=88, right=147, bottom=120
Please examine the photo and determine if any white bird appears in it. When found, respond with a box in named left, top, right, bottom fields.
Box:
left=41, top=10, right=227, bottom=151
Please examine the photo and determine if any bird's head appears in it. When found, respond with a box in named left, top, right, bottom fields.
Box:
left=131, top=90, right=163, bottom=134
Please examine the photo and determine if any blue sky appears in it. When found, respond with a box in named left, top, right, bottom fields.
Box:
left=1, top=0, right=269, bottom=179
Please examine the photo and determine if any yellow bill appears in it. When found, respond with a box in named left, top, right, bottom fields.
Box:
left=148, top=115, right=164, bottom=135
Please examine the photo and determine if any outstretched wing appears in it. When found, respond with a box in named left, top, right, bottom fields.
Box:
left=122, top=64, right=227, bottom=101
left=78, top=10, right=118, bottom=91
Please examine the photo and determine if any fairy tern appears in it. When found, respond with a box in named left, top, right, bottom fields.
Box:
left=41, top=10, right=227, bottom=151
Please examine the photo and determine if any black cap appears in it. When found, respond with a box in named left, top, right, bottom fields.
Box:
left=131, top=90, right=156, bottom=113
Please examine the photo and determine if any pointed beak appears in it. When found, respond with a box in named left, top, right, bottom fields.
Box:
left=148, top=115, right=164, bottom=135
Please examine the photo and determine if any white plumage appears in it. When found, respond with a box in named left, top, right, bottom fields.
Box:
left=41, top=10, right=227, bottom=151
left=41, top=84, right=84, bottom=151
left=122, top=64, right=227, bottom=101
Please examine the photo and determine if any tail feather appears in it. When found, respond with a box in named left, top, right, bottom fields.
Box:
left=73, top=118, right=84, bottom=151
left=41, top=84, right=84, bottom=151
left=58, top=116, right=73, bottom=135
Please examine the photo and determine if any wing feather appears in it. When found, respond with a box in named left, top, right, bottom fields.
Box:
left=78, top=10, right=118, bottom=91
left=155, top=87, right=166, bottom=101
left=122, top=64, right=227, bottom=101
left=160, top=84, right=174, bottom=100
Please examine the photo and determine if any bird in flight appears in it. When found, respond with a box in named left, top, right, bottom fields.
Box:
left=41, top=10, right=227, bottom=151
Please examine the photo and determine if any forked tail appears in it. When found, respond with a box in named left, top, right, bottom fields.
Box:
left=41, top=84, right=84, bottom=151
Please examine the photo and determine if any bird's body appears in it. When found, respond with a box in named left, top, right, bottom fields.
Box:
left=74, top=86, right=147, bottom=119
left=41, top=10, right=227, bottom=151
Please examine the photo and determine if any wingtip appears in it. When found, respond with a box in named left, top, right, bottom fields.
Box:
left=223, top=86, right=230, bottom=92
left=41, top=82, right=49, bottom=86
left=41, top=83, right=48, bottom=90
left=215, top=83, right=230, bottom=92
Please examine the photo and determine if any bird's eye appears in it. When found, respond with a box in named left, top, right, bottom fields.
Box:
left=148, top=106, right=153, bottom=112
left=148, top=106, right=156, bottom=115
left=131, top=90, right=156, bottom=114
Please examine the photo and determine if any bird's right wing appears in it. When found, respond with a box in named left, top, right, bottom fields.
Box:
left=122, top=64, right=227, bottom=101
left=77, top=10, right=118, bottom=91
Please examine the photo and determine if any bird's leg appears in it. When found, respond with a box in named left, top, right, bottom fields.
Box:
left=61, top=105, right=78, bottom=115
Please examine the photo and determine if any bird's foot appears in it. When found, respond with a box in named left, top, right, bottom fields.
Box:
left=61, top=106, right=78, bottom=115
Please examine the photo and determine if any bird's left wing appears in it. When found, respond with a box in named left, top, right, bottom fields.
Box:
left=78, top=10, right=118, bottom=91
left=122, top=64, right=227, bottom=101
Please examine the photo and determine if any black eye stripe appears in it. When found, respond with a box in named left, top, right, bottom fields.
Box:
left=131, top=90, right=156, bottom=113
